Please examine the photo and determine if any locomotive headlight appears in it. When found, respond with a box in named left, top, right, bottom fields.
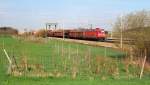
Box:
left=101, top=31, right=105, bottom=33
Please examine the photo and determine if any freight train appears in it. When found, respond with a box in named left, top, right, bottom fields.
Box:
left=47, top=28, right=107, bottom=41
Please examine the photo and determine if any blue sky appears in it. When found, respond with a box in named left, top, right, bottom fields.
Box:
left=0, top=0, right=150, bottom=31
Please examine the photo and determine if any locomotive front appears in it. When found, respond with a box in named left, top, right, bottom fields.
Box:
left=95, top=28, right=106, bottom=41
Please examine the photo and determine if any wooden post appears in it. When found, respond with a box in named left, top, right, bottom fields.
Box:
left=4, top=49, right=12, bottom=65
left=130, top=47, right=133, bottom=63
left=63, top=29, right=65, bottom=40
left=3, top=40, right=4, bottom=49
left=120, top=15, right=123, bottom=49
left=45, top=24, right=48, bottom=40
left=58, top=43, right=59, bottom=55
left=77, top=45, right=79, bottom=57
left=3, top=49, right=12, bottom=74
left=111, top=31, right=113, bottom=39
left=140, top=49, right=147, bottom=79
left=61, top=42, right=63, bottom=56
left=88, top=47, right=91, bottom=70
left=104, top=47, right=107, bottom=57
left=68, top=44, right=71, bottom=60
left=62, top=22, right=65, bottom=40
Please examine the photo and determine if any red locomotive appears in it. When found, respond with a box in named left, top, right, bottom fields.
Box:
left=47, top=28, right=107, bottom=41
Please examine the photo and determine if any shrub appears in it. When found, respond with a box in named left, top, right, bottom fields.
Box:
left=34, top=29, right=47, bottom=38
left=0, top=27, right=18, bottom=35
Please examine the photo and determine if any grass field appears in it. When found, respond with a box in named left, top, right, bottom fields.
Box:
left=0, top=36, right=150, bottom=85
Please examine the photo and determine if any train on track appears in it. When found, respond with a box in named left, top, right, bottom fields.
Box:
left=47, top=28, right=107, bottom=41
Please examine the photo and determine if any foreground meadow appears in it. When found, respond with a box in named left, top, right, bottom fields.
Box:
left=0, top=36, right=150, bottom=85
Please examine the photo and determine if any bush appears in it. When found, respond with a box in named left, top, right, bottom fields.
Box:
left=0, top=27, right=18, bottom=35
left=34, top=29, right=47, bottom=38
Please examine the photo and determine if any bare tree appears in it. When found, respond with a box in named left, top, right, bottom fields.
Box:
left=113, top=10, right=150, bottom=61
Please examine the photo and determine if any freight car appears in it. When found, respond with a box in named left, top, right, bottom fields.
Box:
left=47, top=28, right=107, bottom=41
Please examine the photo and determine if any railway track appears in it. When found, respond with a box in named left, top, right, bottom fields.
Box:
left=48, top=37, right=118, bottom=49
left=105, top=38, right=120, bottom=43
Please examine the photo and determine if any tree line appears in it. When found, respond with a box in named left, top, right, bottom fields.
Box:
left=0, top=27, right=18, bottom=35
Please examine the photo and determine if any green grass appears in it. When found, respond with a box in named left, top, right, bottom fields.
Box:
left=1, top=76, right=150, bottom=85
left=0, top=36, right=150, bottom=85
left=0, top=36, right=123, bottom=71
